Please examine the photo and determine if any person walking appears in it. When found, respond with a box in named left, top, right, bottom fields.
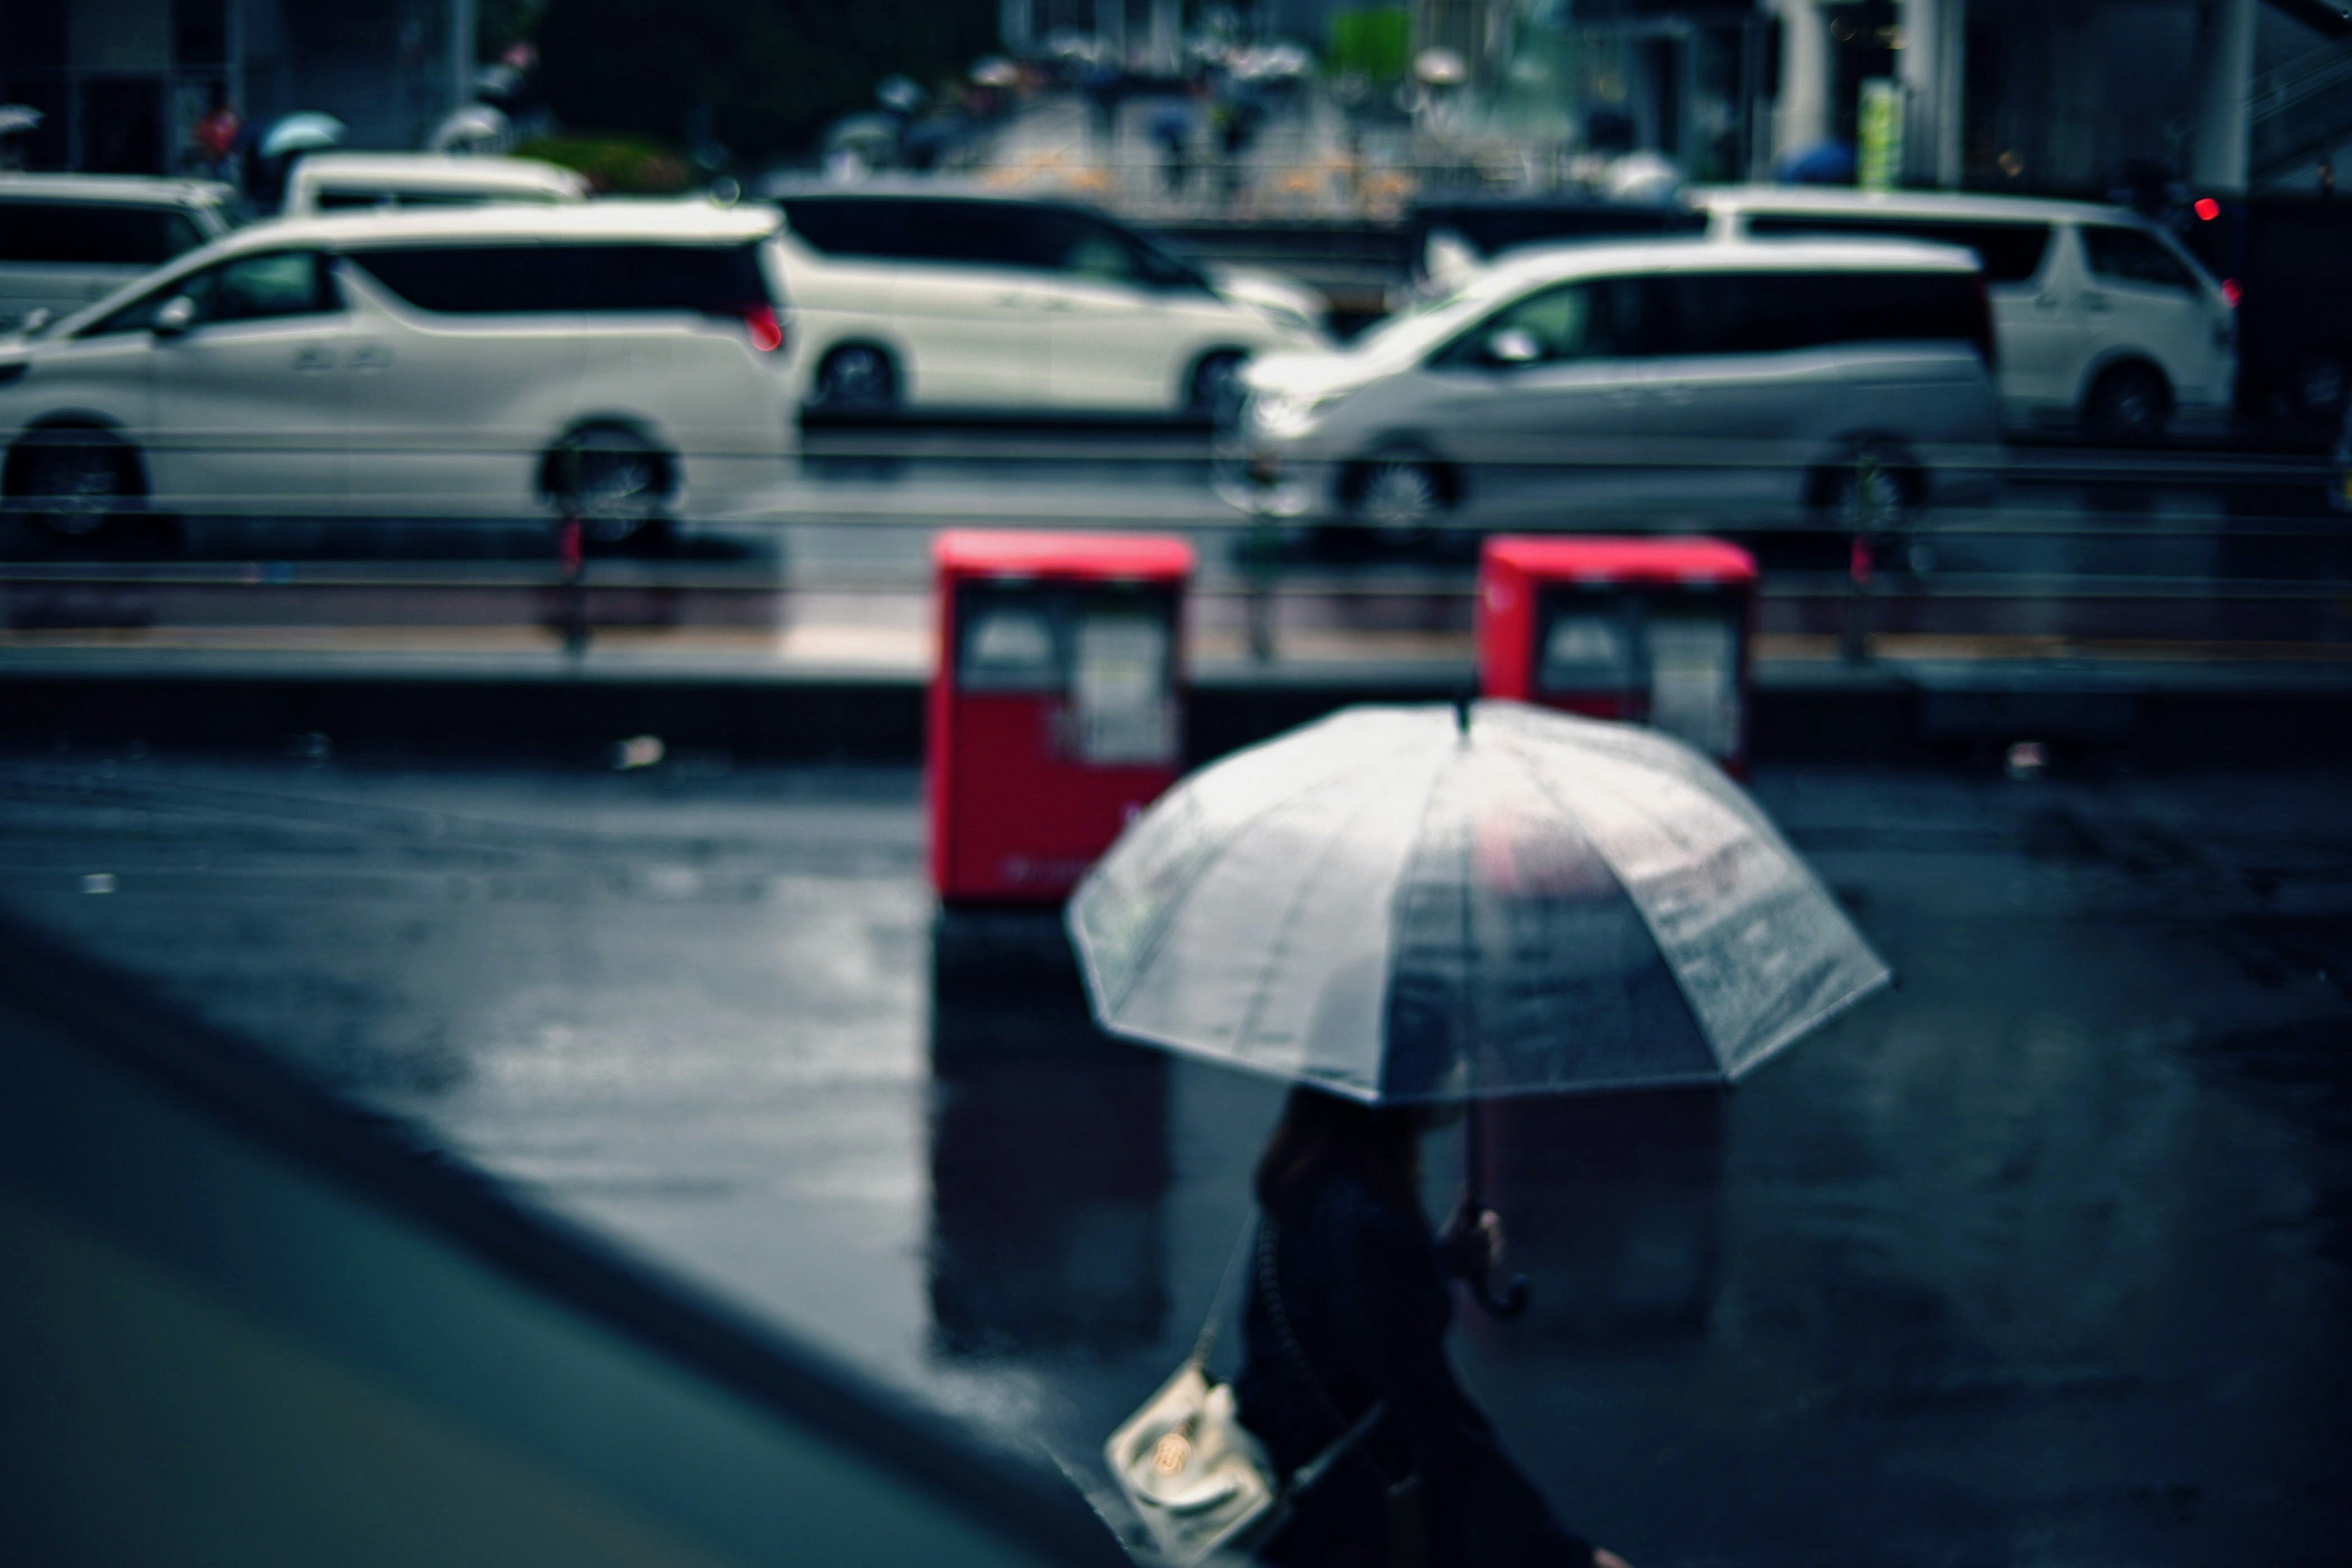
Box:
left=1233, top=1088, right=1632, bottom=1568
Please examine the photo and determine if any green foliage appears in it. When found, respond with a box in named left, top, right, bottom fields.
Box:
left=535, top=0, right=995, bottom=163
left=1329, top=9, right=1411, bottom=83
left=514, top=134, right=693, bottom=194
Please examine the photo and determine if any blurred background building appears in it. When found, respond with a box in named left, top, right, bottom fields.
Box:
left=0, top=0, right=473, bottom=173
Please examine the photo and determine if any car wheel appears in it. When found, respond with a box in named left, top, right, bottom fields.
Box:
left=549, top=427, right=670, bottom=544
left=810, top=344, right=899, bottom=412
left=2082, top=362, right=2169, bottom=443
left=10, top=428, right=138, bottom=538
left=1186, top=350, right=1249, bottom=421
left=1350, top=451, right=1447, bottom=546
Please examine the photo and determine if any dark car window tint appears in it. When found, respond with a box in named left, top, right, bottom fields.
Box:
left=781, top=198, right=918, bottom=259
left=0, top=201, right=200, bottom=266
left=2082, top=225, right=2196, bottom=291
left=352, top=243, right=772, bottom=314
left=1654, top=269, right=1990, bottom=362
left=1746, top=213, right=2052, bottom=285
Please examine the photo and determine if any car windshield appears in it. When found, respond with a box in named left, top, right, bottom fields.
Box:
left=1346, top=274, right=1501, bottom=361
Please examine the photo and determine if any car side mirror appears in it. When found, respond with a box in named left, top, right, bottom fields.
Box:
left=1485, top=328, right=1540, bottom=366
left=151, top=296, right=198, bottom=338
left=17, top=307, right=52, bottom=336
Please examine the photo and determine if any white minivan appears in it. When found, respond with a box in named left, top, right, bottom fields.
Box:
left=0, top=203, right=795, bottom=540
left=1226, top=238, right=2003, bottom=538
left=764, top=187, right=1325, bottom=416
left=0, top=175, right=237, bottom=334
left=1697, top=187, right=2236, bottom=440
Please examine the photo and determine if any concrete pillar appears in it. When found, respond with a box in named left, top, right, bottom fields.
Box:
left=1000, top=0, right=1033, bottom=56
left=449, top=0, right=475, bottom=111
left=1097, top=0, right=1128, bottom=68
left=2190, top=0, right=2255, bottom=190
left=1771, top=0, right=1832, bottom=168
left=1900, top=0, right=1965, bottom=188
left=1148, top=0, right=1180, bottom=74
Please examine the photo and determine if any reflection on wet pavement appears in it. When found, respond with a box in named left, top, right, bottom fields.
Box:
left=0, top=752, right=2345, bottom=1565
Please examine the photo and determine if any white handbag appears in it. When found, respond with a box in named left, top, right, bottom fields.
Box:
left=1103, top=1216, right=1380, bottom=1566
left=1105, top=1358, right=1281, bottom=1564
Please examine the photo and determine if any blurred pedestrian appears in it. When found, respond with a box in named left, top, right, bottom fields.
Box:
left=1234, top=1088, right=1632, bottom=1568
left=1150, top=102, right=1194, bottom=195
left=190, top=86, right=241, bottom=183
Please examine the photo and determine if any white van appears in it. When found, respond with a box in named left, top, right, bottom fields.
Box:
left=281, top=154, right=588, bottom=216
left=0, top=203, right=794, bottom=540
left=0, top=175, right=236, bottom=334
left=1227, top=238, right=2002, bottom=538
left=765, top=187, right=1325, bottom=416
left=1696, top=187, right=2236, bottom=440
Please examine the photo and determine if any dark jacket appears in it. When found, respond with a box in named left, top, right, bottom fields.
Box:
left=1233, top=1173, right=1594, bottom=1568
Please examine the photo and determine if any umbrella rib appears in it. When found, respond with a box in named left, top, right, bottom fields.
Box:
left=1096, top=730, right=1439, bottom=1022
left=1227, top=745, right=1431, bottom=1065
left=1485, top=728, right=1719, bottom=1052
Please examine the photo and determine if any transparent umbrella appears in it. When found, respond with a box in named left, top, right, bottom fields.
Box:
left=260, top=112, right=346, bottom=159
left=1068, top=700, right=1889, bottom=1105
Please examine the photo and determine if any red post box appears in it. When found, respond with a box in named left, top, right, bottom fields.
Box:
left=1477, top=535, right=1758, bottom=771
left=930, top=530, right=1193, bottom=903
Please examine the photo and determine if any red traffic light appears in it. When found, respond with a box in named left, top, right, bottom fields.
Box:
left=2194, top=197, right=2221, bottom=221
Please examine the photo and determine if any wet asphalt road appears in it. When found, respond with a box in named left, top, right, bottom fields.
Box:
left=0, top=748, right=2346, bottom=1566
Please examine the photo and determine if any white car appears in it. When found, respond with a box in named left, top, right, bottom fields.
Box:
left=0, top=174, right=237, bottom=334
left=764, top=187, right=1325, bottom=415
left=1696, top=187, right=2236, bottom=440
left=0, top=203, right=796, bottom=540
left=1225, top=238, right=2003, bottom=539
left=280, top=153, right=589, bottom=216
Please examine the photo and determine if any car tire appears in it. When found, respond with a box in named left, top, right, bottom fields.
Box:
left=810, top=344, right=899, bottom=413
left=2082, top=361, right=2170, bottom=444
left=7, top=427, right=142, bottom=539
left=547, top=426, right=671, bottom=545
left=1347, top=450, right=1449, bottom=548
left=1186, top=350, right=1250, bottom=421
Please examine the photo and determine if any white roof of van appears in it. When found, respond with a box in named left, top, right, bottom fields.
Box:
left=225, top=200, right=782, bottom=252
left=0, top=173, right=234, bottom=208
left=1479, top=234, right=1982, bottom=291
left=288, top=153, right=588, bottom=198
left=1693, top=184, right=2143, bottom=227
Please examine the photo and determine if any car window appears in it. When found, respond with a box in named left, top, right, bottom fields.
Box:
left=0, top=200, right=205, bottom=266
left=315, top=187, right=564, bottom=210
left=1652, top=269, right=1987, bottom=360
left=781, top=198, right=918, bottom=259
left=80, top=249, right=336, bottom=336
left=353, top=244, right=774, bottom=314
left=1444, top=276, right=1655, bottom=366
left=2081, top=225, right=2197, bottom=291
left=1745, top=213, right=2052, bottom=285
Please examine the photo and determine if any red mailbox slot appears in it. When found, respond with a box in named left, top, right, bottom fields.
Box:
left=930, top=530, right=1194, bottom=903
left=1478, top=535, right=1758, bottom=771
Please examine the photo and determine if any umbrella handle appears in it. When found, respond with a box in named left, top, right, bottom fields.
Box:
left=1440, top=1196, right=1532, bottom=1321
left=1472, top=1270, right=1531, bottom=1321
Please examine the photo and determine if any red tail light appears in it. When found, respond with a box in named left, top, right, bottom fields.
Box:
left=2193, top=197, right=2221, bottom=222
left=741, top=303, right=785, bottom=353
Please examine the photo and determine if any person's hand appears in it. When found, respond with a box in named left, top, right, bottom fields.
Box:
left=1438, top=1199, right=1504, bottom=1280
left=1593, top=1550, right=1635, bottom=1568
